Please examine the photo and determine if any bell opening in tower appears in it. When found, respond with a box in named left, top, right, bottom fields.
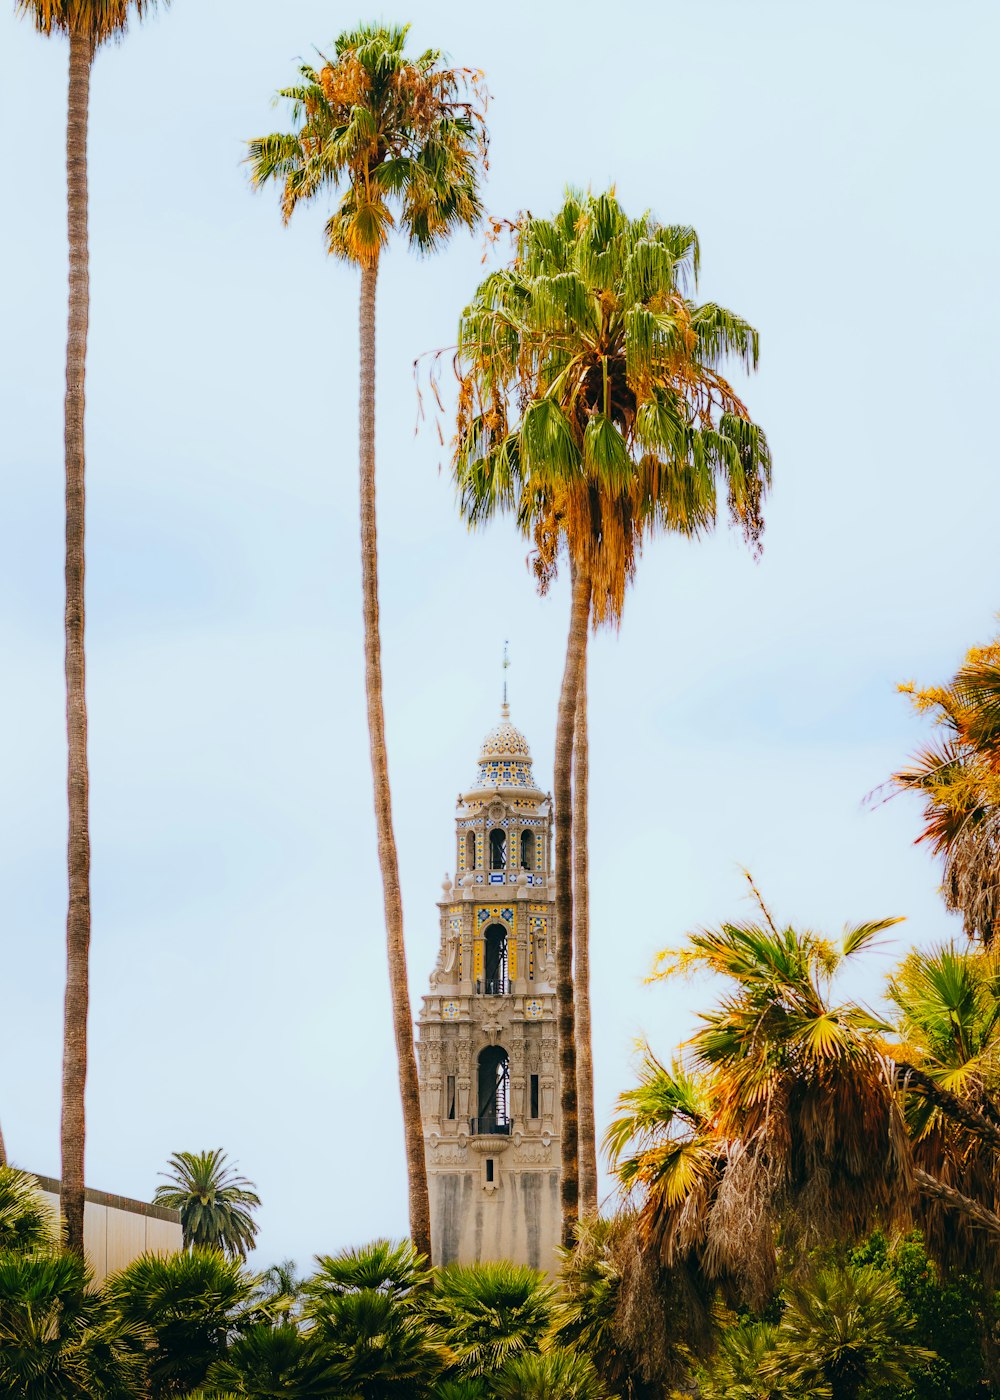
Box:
left=520, top=829, right=535, bottom=869
left=475, top=1045, right=511, bottom=1135
left=489, top=828, right=506, bottom=869
left=483, top=923, right=509, bottom=996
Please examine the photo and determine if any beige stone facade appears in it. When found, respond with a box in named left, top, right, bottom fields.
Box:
left=416, top=705, right=562, bottom=1274
left=34, top=1174, right=182, bottom=1283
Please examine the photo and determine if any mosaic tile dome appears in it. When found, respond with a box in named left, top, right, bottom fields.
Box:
left=479, top=704, right=532, bottom=761
left=471, top=704, right=538, bottom=791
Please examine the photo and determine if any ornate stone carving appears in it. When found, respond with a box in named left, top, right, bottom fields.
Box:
left=432, top=1144, right=470, bottom=1165
left=514, top=1142, right=551, bottom=1165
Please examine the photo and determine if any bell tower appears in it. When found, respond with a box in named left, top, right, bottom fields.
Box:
left=416, top=702, right=561, bottom=1273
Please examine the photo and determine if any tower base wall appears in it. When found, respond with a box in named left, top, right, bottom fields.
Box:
left=430, top=1167, right=561, bottom=1276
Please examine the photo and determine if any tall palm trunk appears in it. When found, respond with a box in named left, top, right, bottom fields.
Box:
left=554, top=559, right=591, bottom=1247
left=61, top=27, right=94, bottom=1260
left=573, top=636, right=598, bottom=1217
left=0, top=1118, right=7, bottom=1169
left=357, top=258, right=432, bottom=1261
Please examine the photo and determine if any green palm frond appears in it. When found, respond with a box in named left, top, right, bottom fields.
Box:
left=154, top=1149, right=260, bottom=1261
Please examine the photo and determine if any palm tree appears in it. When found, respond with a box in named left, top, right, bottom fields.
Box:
left=0, top=1250, right=144, bottom=1399
left=303, top=1240, right=446, bottom=1400
left=423, top=1261, right=554, bottom=1378
left=892, top=634, right=1000, bottom=944
left=0, top=1166, right=57, bottom=1255
left=105, top=1247, right=262, bottom=1398
left=153, top=1149, right=260, bottom=1261
left=886, top=942, right=1000, bottom=1277
left=205, top=1322, right=336, bottom=1398
left=248, top=25, right=486, bottom=1262
left=493, top=1349, right=608, bottom=1400
left=454, top=189, right=771, bottom=1234
left=762, top=1262, right=934, bottom=1400
left=14, top=0, right=168, bottom=1259
left=553, top=1216, right=674, bottom=1400
left=610, top=903, right=1000, bottom=1311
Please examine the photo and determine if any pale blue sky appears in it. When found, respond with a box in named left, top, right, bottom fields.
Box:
left=1, top=0, right=998, bottom=1267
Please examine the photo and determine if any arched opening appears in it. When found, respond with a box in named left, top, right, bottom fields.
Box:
left=520, top=830, right=535, bottom=869
left=465, top=831, right=476, bottom=870
left=489, top=828, right=506, bottom=870
left=476, top=1045, right=510, bottom=1134
left=483, top=923, right=509, bottom=996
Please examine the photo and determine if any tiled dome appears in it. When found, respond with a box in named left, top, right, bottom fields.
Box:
left=470, top=704, right=538, bottom=792
left=479, top=704, right=532, bottom=761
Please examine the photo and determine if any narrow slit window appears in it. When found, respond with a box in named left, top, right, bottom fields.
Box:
left=530, top=1073, right=540, bottom=1120
left=446, top=1074, right=456, bottom=1121
left=466, top=831, right=476, bottom=869
left=485, top=1158, right=495, bottom=1183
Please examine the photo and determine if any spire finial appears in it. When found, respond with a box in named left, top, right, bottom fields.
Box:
left=502, top=640, right=510, bottom=716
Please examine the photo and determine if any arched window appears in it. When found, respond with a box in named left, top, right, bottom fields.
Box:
left=483, top=924, right=508, bottom=996
left=476, top=1045, right=510, bottom=1133
left=465, top=831, right=476, bottom=870
left=520, top=830, right=535, bottom=869
left=489, top=828, right=506, bottom=870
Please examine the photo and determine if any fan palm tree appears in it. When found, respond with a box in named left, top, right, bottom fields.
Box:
left=0, top=1249, right=144, bottom=1399
left=423, top=1261, right=554, bottom=1378
left=14, top=0, right=168, bottom=1258
left=886, top=942, right=1000, bottom=1277
left=204, top=1322, right=336, bottom=1399
left=0, top=1166, right=57, bottom=1255
left=304, top=1241, right=446, bottom=1400
left=453, top=189, right=771, bottom=1233
left=893, top=635, right=1000, bottom=944
left=553, top=1216, right=672, bottom=1400
left=493, top=1348, right=607, bottom=1400
left=762, top=1262, right=934, bottom=1400
left=611, top=903, right=1000, bottom=1311
left=105, top=1248, right=262, bottom=1398
left=248, top=25, right=486, bottom=1261
left=153, top=1150, right=260, bottom=1261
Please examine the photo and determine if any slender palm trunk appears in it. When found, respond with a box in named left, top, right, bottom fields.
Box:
left=573, top=625, right=599, bottom=1217
left=555, top=560, right=591, bottom=1247
left=0, top=1118, right=7, bottom=1169
left=61, top=27, right=94, bottom=1260
left=357, top=257, right=432, bottom=1261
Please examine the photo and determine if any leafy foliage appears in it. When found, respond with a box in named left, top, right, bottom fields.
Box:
left=248, top=23, right=486, bottom=267
left=154, top=1149, right=260, bottom=1260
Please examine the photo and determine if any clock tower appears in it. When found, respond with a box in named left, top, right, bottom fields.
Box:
left=416, top=702, right=561, bottom=1273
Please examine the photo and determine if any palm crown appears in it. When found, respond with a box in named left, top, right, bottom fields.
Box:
left=153, top=1148, right=260, bottom=1262
left=247, top=23, right=486, bottom=266
left=16, top=0, right=163, bottom=43
left=453, top=188, right=771, bottom=622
